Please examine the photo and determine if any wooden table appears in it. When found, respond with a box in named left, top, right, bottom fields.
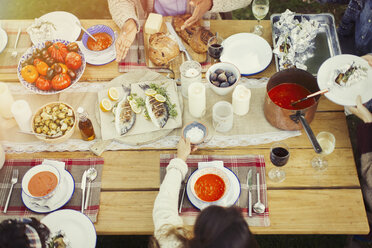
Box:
left=1, top=19, right=369, bottom=235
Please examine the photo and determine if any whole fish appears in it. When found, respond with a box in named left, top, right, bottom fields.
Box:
left=141, top=84, right=169, bottom=128
left=115, top=85, right=136, bottom=135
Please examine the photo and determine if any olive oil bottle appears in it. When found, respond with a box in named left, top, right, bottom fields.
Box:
left=77, top=107, right=95, bottom=141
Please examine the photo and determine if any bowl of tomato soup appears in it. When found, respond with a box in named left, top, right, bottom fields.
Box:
left=190, top=167, right=230, bottom=203
left=22, top=164, right=61, bottom=199
left=82, top=24, right=115, bottom=53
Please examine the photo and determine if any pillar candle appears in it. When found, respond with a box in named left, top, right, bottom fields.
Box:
left=232, top=85, right=251, bottom=116
left=0, top=83, right=14, bottom=119
left=11, top=100, right=32, bottom=132
left=188, top=82, right=206, bottom=118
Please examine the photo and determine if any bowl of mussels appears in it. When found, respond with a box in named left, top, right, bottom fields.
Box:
left=206, top=62, right=241, bottom=95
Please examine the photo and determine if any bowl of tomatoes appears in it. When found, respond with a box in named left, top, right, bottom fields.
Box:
left=17, top=39, right=86, bottom=95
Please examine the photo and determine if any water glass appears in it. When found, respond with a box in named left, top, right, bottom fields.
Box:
left=311, top=131, right=336, bottom=170
left=180, top=60, right=202, bottom=98
left=252, top=0, right=270, bottom=36
left=212, top=101, right=233, bottom=133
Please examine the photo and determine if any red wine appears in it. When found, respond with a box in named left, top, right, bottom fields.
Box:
left=208, top=44, right=223, bottom=59
left=270, top=147, right=289, bottom=167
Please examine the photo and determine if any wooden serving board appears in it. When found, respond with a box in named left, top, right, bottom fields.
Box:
left=144, top=16, right=209, bottom=79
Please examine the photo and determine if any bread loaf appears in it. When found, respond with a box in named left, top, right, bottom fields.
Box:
left=148, top=32, right=180, bottom=66
left=172, top=14, right=213, bottom=54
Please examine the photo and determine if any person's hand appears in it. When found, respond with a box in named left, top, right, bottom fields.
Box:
left=347, top=95, right=372, bottom=123
left=362, top=54, right=372, bottom=67
left=181, top=0, right=213, bottom=30
left=115, top=18, right=137, bottom=62
left=177, top=138, right=197, bottom=161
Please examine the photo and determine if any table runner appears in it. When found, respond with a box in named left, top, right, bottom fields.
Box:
left=0, top=158, right=104, bottom=223
left=160, top=154, right=270, bottom=227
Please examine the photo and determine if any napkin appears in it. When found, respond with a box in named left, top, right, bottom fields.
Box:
left=198, top=161, right=224, bottom=169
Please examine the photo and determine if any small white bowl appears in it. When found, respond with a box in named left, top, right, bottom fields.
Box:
left=189, top=167, right=230, bottom=203
left=182, top=121, right=208, bottom=145
left=22, top=164, right=61, bottom=200
left=206, top=62, right=241, bottom=96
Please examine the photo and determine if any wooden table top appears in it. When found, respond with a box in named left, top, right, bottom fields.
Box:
left=1, top=19, right=369, bottom=235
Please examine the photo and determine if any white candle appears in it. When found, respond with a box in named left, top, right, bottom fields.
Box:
left=11, top=100, right=32, bottom=132
left=180, top=61, right=202, bottom=98
left=232, top=85, right=251, bottom=116
left=188, top=82, right=206, bottom=118
left=0, top=83, right=14, bottom=119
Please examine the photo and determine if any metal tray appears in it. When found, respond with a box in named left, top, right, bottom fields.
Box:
left=270, top=13, right=341, bottom=76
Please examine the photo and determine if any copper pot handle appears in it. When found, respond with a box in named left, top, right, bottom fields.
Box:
left=296, top=112, right=323, bottom=154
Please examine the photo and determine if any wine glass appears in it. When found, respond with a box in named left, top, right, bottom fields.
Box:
left=311, top=131, right=336, bottom=170
left=252, top=0, right=269, bottom=36
left=207, top=35, right=224, bottom=62
left=268, top=142, right=290, bottom=183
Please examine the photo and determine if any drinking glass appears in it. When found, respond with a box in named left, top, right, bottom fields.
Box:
left=311, top=131, right=336, bottom=170
left=212, top=101, right=233, bottom=133
left=252, top=0, right=269, bottom=36
left=207, top=36, right=224, bottom=61
left=268, top=142, right=290, bottom=183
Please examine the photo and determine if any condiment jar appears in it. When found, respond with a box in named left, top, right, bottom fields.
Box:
left=77, top=107, right=95, bottom=141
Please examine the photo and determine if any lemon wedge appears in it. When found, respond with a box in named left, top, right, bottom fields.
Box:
left=145, top=88, right=157, bottom=96
left=129, top=100, right=142, bottom=114
left=108, top=87, right=119, bottom=101
left=154, top=94, right=166, bottom=102
left=100, top=98, right=112, bottom=112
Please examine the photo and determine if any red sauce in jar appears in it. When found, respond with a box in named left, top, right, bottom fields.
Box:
left=194, top=174, right=225, bottom=202
left=87, top=32, right=113, bottom=51
left=268, top=83, right=315, bottom=110
left=28, top=171, right=58, bottom=197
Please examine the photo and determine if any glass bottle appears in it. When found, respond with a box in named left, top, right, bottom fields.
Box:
left=77, top=107, right=95, bottom=141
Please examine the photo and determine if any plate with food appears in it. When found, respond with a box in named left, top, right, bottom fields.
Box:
left=0, top=27, right=7, bottom=54
left=27, top=11, right=81, bottom=45
left=17, top=39, right=86, bottom=95
left=317, top=54, right=372, bottom=106
left=186, top=166, right=240, bottom=210
left=41, top=209, right=96, bottom=248
left=220, top=33, right=272, bottom=76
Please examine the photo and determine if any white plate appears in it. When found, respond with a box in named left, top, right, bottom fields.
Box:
left=186, top=167, right=241, bottom=210
left=220, top=33, right=272, bottom=76
left=41, top=209, right=96, bottom=248
left=0, top=28, right=7, bottom=54
left=30, top=11, right=81, bottom=45
left=22, top=169, right=75, bottom=213
left=317, top=54, right=372, bottom=106
left=77, top=41, right=116, bottom=66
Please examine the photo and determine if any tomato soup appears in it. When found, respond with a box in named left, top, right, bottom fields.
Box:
left=194, top=174, right=225, bottom=202
left=87, top=32, right=113, bottom=51
left=268, top=83, right=315, bottom=110
left=28, top=171, right=58, bottom=197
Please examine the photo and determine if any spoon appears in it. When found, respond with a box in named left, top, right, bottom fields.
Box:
left=75, top=21, right=97, bottom=42
left=84, top=167, right=97, bottom=210
left=253, top=173, right=265, bottom=214
left=291, top=88, right=329, bottom=106
left=11, top=27, right=21, bottom=58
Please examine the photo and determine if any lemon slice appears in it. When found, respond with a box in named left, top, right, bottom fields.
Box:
left=129, top=100, right=142, bottom=114
left=100, top=98, right=112, bottom=112
left=108, top=87, right=119, bottom=101
left=154, top=94, right=166, bottom=102
left=145, top=88, right=157, bottom=96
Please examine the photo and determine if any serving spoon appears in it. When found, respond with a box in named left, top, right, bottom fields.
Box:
left=253, top=173, right=265, bottom=214
left=84, top=167, right=97, bottom=210
left=76, top=21, right=97, bottom=42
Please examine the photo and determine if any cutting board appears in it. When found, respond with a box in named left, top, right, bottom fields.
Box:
left=144, top=16, right=209, bottom=79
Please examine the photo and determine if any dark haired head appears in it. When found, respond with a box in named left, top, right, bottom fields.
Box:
left=189, top=205, right=259, bottom=248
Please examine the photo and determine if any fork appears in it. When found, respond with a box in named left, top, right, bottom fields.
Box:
left=179, top=170, right=190, bottom=213
left=3, top=169, right=18, bottom=213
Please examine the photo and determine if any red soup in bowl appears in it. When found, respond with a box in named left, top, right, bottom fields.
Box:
left=28, top=171, right=58, bottom=197
left=87, top=32, right=113, bottom=51
left=194, top=173, right=226, bottom=202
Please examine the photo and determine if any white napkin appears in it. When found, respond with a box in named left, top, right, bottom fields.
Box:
left=198, top=161, right=224, bottom=169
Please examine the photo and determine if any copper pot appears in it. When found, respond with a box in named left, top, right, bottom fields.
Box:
left=264, top=68, right=322, bottom=153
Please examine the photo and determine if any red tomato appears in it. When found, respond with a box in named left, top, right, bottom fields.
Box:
left=48, top=42, right=69, bottom=63
left=51, top=73, right=71, bottom=90
left=35, top=76, right=52, bottom=91
left=65, top=52, right=82, bottom=70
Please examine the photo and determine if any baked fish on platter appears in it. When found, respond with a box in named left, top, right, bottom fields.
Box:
left=114, top=85, right=136, bottom=135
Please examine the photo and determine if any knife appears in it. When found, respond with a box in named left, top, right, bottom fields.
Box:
left=81, top=170, right=87, bottom=213
left=246, top=169, right=252, bottom=217
left=165, top=22, right=192, bottom=61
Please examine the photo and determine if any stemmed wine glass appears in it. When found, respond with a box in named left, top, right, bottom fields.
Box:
left=252, top=0, right=269, bottom=36
left=268, top=142, right=290, bottom=183
left=311, top=131, right=336, bottom=170
left=207, top=35, right=224, bottom=63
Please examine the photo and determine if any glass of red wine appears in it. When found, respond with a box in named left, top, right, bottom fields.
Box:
left=207, top=36, right=224, bottom=61
left=268, top=142, right=290, bottom=183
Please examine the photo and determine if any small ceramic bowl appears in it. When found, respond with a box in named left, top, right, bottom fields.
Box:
left=82, top=24, right=115, bottom=54
left=206, top=62, right=241, bottom=96
left=22, top=163, right=61, bottom=200
left=182, top=121, right=208, bottom=145
left=189, top=167, right=230, bottom=204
